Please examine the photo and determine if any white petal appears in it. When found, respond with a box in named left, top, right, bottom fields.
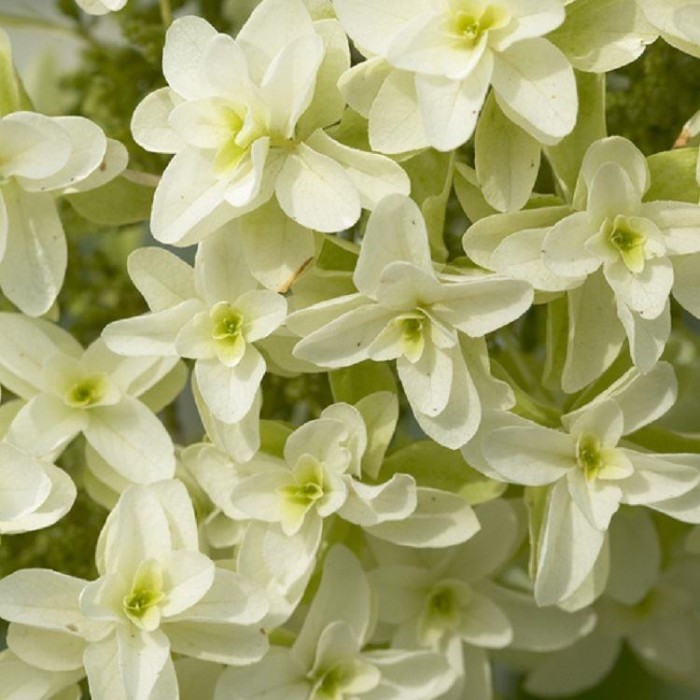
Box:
left=369, top=70, right=430, bottom=155
left=492, top=38, right=577, bottom=145
left=542, top=210, right=600, bottom=278
left=566, top=468, right=622, bottom=530
left=604, top=256, right=674, bottom=320
left=150, top=148, right=230, bottom=246
left=615, top=297, right=670, bottom=373
left=103, top=301, right=202, bottom=357
left=483, top=423, right=574, bottom=486
left=84, top=397, right=176, bottom=482
left=398, top=343, right=453, bottom=417
left=672, top=252, right=700, bottom=317
left=194, top=224, right=257, bottom=305
left=159, top=550, right=215, bottom=618
left=415, top=53, right=493, bottom=152
left=338, top=474, right=417, bottom=526
left=275, top=143, right=361, bottom=232
left=562, top=272, right=626, bottom=393
left=354, top=194, right=433, bottom=298
left=535, top=480, right=607, bottom=605
left=621, top=450, right=700, bottom=505
left=116, top=626, right=171, bottom=700
left=333, top=0, right=426, bottom=56
left=236, top=0, right=316, bottom=82
left=260, top=34, right=324, bottom=139
left=0, top=185, right=66, bottom=317
left=163, top=16, right=218, bottom=100
left=194, top=346, right=266, bottom=423
left=304, top=130, right=410, bottom=211
left=131, top=88, right=184, bottom=154
left=127, top=247, right=196, bottom=312
left=366, top=486, right=480, bottom=548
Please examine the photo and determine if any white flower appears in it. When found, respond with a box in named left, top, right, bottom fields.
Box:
left=0, top=313, right=178, bottom=484
left=132, top=1, right=409, bottom=242
left=0, top=110, right=126, bottom=315
left=75, top=0, right=127, bottom=15
left=104, top=227, right=285, bottom=429
left=289, top=194, right=532, bottom=448
left=369, top=499, right=596, bottom=700
left=524, top=510, right=700, bottom=696
left=464, top=365, right=700, bottom=605
left=335, top=0, right=577, bottom=153
left=216, top=545, right=457, bottom=700
left=0, top=481, right=270, bottom=700
left=465, top=136, right=700, bottom=392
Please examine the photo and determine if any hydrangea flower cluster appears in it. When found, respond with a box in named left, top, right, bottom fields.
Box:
left=1, top=0, right=700, bottom=698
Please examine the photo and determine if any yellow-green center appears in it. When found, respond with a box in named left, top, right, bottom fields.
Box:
left=122, top=560, right=165, bottom=629
left=447, top=1, right=511, bottom=44
left=576, top=433, right=604, bottom=481
left=607, top=217, right=647, bottom=273
left=65, top=375, right=108, bottom=408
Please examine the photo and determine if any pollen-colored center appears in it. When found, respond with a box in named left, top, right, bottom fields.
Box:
left=576, top=433, right=604, bottom=481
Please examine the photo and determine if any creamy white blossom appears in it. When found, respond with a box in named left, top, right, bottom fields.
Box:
left=0, top=111, right=126, bottom=315
left=0, top=481, right=270, bottom=700
left=133, top=0, right=409, bottom=243
left=75, top=0, right=128, bottom=14
left=335, top=0, right=577, bottom=153
left=290, top=194, right=532, bottom=448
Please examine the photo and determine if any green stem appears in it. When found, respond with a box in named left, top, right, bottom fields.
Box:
left=159, top=0, right=173, bottom=28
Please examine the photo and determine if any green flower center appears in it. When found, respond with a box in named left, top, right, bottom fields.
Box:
left=576, top=433, right=604, bottom=481
left=607, top=217, right=647, bottom=273
left=65, top=375, right=108, bottom=408
left=447, top=2, right=511, bottom=43
left=397, top=312, right=426, bottom=362
left=284, top=480, right=324, bottom=507
left=429, top=586, right=457, bottom=619
left=122, top=559, right=165, bottom=629
left=211, top=303, right=244, bottom=342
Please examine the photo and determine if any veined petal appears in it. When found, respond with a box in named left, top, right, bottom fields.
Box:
left=457, top=591, right=513, bottom=648
left=293, top=304, right=395, bottom=368
left=163, top=16, right=218, bottom=100
left=604, top=255, right=673, bottom=320
left=0, top=185, right=66, bottom=317
left=354, top=195, right=433, bottom=298
left=0, top=443, right=51, bottom=521
left=304, top=130, right=410, bottom=211
left=615, top=297, right=670, bottom=373
left=369, top=70, right=430, bottom=155
left=339, top=474, right=417, bottom=527
left=194, top=346, right=266, bottom=423
left=566, top=468, right=622, bottom=530
left=542, top=211, right=601, bottom=279
left=535, top=480, right=607, bottom=606
left=102, top=300, right=203, bottom=358
left=397, top=343, right=453, bottom=417
left=6, top=394, right=86, bottom=458
left=562, top=272, right=626, bottom=393
left=84, top=397, right=176, bottom=482
left=339, top=57, right=392, bottom=119
left=132, top=88, right=184, bottom=154
left=150, top=148, right=231, bottom=246
left=116, top=625, right=171, bottom=700
left=366, top=487, right=480, bottom=548
left=260, top=34, right=324, bottom=139
left=639, top=200, right=700, bottom=255
left=483, top=423, right=575, bottom=485
left=159, top=550, right=215, bottom=618
left=275, top=143, right=361, bottom=232
left=237, top=290, right=287, bottom=342
left=415, top=52, right=493, bottom=151
left=194, top=224, right=257, bottom=305
left=492, top=38, right=577, bottom=145
left=127, top=247, right=196, bottom=312
left=333, top=0, right=427, bottom=56
left=236, top=0, right=316, bottom=82
left=620, top=450, right=700, bottom=505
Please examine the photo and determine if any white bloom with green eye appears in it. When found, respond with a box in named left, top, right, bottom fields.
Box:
left=0, top=110, right=126, bottom=316
left=289, top=194, right=532, bottom=448
left=334, top=0, right=577, bottom=153
left=0, top=313, right=179, bottom=485
left=103, top=226, right=286, bottom=429
left=370, top=499, right=596, bottom=700
left=540, top=137, right=700, bottom=390
left=132, top=0, right=409, bottom=243
left=464, top=365, right=700, bottom=606
left=0, top=481, right=270, bottom=700
left=216, top=545, right=457, bottom=700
